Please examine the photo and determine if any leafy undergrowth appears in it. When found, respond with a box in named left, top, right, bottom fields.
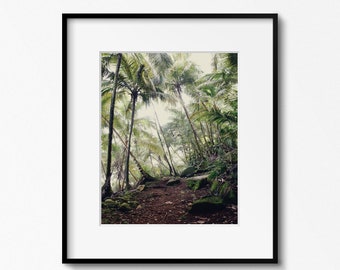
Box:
left=102, top=176, right=237, bottom=224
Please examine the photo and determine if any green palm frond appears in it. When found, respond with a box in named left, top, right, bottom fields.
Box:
left=148, top=53, right=173, bottom=74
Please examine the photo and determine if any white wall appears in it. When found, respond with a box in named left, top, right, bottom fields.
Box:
left=1, top=1, right=339, bottom=269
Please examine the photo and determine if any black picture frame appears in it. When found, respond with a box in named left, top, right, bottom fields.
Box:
left=62, top=13, right=278, bottom=264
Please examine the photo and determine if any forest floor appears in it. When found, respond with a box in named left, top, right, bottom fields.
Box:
left=102, top=176, right=237, bottom=224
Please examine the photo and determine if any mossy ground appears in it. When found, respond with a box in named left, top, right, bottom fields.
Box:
left=102, top=175, right=237, bottom=224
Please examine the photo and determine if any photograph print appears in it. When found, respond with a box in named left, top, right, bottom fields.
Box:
left=101, top=52, right=238, bottom=224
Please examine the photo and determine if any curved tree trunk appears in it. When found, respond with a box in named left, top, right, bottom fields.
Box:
left=176, top=86, right=203, bottom=158
left=109, top=124, right=154, bottom=185
left=152, top=103, right=178, bottom=175
left=102, top=53, right=122, bottom=200
left=124, top=94, right=156, bottom=188
left=155, top=127, right=173, bottom=175
left=124, top=64, right=152, bottom=189
left=124, top=92, right=137, bottom=190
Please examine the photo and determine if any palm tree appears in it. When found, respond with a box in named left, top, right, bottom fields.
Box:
left=119, top=54, right=163, bottom=188
left=103, top=53, right=177, bottom=187
left=164, top=108, right=193, bottom=164
left=152, top=102, right=178, bottom=175
left=193, top=53, right=238, bottom=151
left=101, top=53, right=122, bottom=199
left=144, top=53, right=178, bottom=175
left=165, top=54, right=203, bottom=158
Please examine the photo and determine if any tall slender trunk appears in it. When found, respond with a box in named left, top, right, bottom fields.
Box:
left=155, top=127, right=173, bottom=175
left=124, top=92, right=137, bottom=190
left=124, top=64, right=154, bottom=189
left=102, top=53, right=122, bottom=199
left=176, top=86, right=203, bottom=158
left=123, top=101, right=156, bottom=187
left=108, top=123, right=153, bottom=183
left=102, top=114, right=154, bottom=185
left=152, top=103, right=178, bottom=175
left=157, top=156, right=172, bottom=171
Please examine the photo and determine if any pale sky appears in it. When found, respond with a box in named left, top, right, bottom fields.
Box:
left=189, top=52, right=214, bottom=74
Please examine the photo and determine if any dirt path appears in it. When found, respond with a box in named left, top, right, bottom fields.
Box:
left=102, top=177, right=237, bottom=224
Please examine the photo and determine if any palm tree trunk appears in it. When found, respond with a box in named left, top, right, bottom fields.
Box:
left=157, top=156, right=172, bottom=171
left=124, top=92, right=137, bottom=190
left=124, top=93, right=156, bottom=188
left=152, top=103, right=178, bottom=175
left=155, top=127, right=173, bottom=175
left=102, top=115, right=154, bottom=186
left=111, top=124, right=153, bottom=180
left=176, top=86, right=203, bottom=158
left=102, top=53, right=122, bottom=199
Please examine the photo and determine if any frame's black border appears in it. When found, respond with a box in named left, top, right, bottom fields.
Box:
left=62, top=13, right=278, bottom=264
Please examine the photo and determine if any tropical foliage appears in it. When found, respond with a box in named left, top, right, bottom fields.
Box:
left=101, top=52, right=238, bottom=201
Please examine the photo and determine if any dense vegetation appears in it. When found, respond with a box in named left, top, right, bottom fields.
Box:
left=101, top=52, right=237, bottom=221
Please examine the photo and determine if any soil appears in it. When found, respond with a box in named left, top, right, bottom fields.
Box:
left=102, top=177, right=237, bottom=224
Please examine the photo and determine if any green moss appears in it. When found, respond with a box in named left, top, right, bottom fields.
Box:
left=189, top=196, right=225, bottom=213
left=198, top=196, right=223, bottom=204
left=219, top=182, right=230, bottom=197
left=102, top=194, right=138, bottom=212
left=210, top=180, right=219, bottom=193
left=186, top=178, right=207, bottom=191
left=208, top=170, right=219, bottom=181
left=218, top=182, right=237, bottom=204
left=102, top=199, right=119, bottom=209
left=207, top=161, right=227, bottom=181
left=209, top=180, right=237, bottom=203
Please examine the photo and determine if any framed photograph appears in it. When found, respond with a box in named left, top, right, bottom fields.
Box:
left=63, top=13, right=278, bottom=263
